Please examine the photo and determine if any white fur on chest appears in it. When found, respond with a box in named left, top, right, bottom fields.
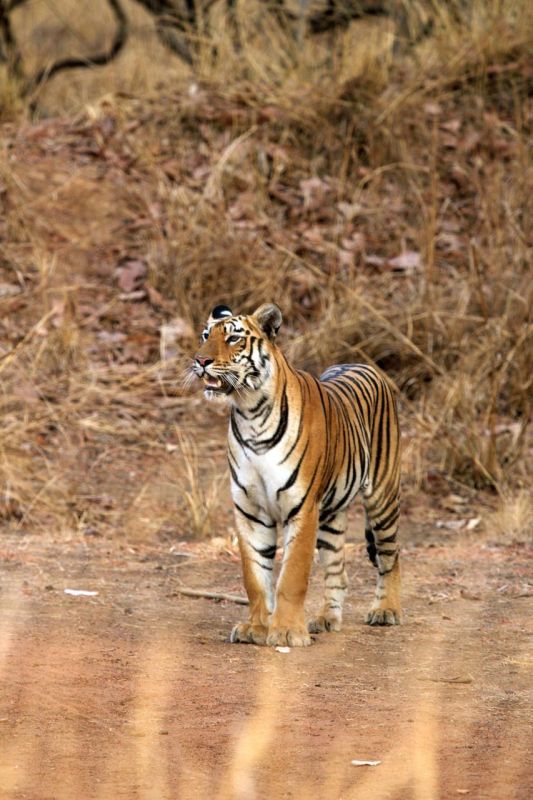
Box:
left=228, top=398, right=304, bottom=521
left=230, top=446, right=296, bottom=523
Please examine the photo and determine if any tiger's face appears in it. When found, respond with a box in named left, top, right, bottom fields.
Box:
left=192, top=303, right=282, bottom=401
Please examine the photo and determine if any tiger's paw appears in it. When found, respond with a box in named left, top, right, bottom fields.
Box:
left=365, top=608, right=401, bottom=626
left=266, top=626, right=312, bottom=648
left=307, top=614, right=342, bottom=634
left=230, top=622, right=268, bottom=645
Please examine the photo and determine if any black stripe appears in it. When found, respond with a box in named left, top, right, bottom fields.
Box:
left=251, top=558, right=273, bottom=571
left=279, top=402, right=304, bottom=464
left=325, top=385, right=353, bottom=484
left=373, top=506, right=400, bottom=532
left=373, top=385, right=392, bottom=489
left=371, top=400, right=398, bottom=496
left=320, top=466, right=358, bottom=524
left=316, top=539, right=342, bottom=552
left=372, top=391, right=386, bottom=483
left=228, top=459, right=248, bottom=496
left=365, top=528, right=377, bottom=565
left=283, top=459, right=321, bottom=526
left=231, top=409, right=247, bottom=450
left=258, top=401, right=274, bottom=425
left=378, top=551, right=399, bottom=575
left=252, top=544, right=277, bottom=560
left=343, top=372, right=374, bottom=411
left=257, top=338, right=270, bottom=367
left=320, top=484, right=337, bottom=518
left=252, top=384, right=289, bottom=454
left=249, top=394, right=267, bottom=415
left=384, top=389, right=392, bottom=484
left=324, top=557, right=343, bottom=567
left=340, top=374, right=371, bottom=422
left=231, top=387, right=288, bottom=454
left=320, top=523, right=343, bottom=535
left=276, top=440, right=309, bottom=498
left=325, top=381, right=367, bottom=493
left=325, top=565, right=345, bottom=575
left=234, top=502, right=276, bottom=528
left=378, top=531, right=397, bottom=544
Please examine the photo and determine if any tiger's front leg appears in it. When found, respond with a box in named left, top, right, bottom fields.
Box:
left=230, top=510, right=277, bottom=645
left=266, top=506, right=318, bottom=648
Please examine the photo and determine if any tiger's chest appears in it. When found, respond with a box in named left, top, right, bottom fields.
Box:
left=230, top=447, right=297, bottom=524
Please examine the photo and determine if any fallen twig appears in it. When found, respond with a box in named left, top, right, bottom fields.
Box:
left=174, top=586, right=249, bottom=605
left=25, top=0, right=128, bottom=97
left=417, top=675, right=473, bottom=685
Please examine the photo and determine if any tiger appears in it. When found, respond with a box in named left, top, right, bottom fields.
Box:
left=192, top=302, right=402, bottom=647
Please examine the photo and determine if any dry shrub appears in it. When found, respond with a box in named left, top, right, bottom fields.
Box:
left=171, top=429, right=228, bottom=538
left=485, top=490, right=533, bottom=543
left=0, top=73, right=25, bottom=123
left=147, top=200, right=291, bottom=326
left=0, top=0, right=530, bottom=537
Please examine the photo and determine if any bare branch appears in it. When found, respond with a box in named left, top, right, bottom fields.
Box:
left=131, top=0, right=181, bottom=16
left=308, top=2, right=389, bottom=36
left=0, top=0, right=24, bottom=80
left=131, top=0, right=204, bottom=65
left=24, top=0, right=129, bottom=96
left=155, top=16, right=194, bottom=66
left=173, top=585, right=249, bottom=605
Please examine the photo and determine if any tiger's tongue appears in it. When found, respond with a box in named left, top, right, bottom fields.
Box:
left=204, top=376, right=222, bottom=388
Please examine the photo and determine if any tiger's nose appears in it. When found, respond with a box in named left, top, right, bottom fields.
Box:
left=196, top=356, right=213, bottom=368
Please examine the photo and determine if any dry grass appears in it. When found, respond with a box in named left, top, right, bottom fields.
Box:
left=0, top=0, right=531, bottom=537
left=485, top=489, right=533, bottom=543
left=173, top=429, right=229, bottom=538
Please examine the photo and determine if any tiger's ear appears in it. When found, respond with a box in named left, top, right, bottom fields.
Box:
left=209, top=304, right=233, bottom=323
left=253, top=303, right=282, bottom=341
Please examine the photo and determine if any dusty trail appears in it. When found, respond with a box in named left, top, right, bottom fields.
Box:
left=0, top=526, right=531, bottom=800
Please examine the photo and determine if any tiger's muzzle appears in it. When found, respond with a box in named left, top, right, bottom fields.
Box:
left=194, top=358, right=234, bottom=397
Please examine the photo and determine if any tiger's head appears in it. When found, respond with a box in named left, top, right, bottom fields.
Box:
left=192, top=303, right=282, bottom=401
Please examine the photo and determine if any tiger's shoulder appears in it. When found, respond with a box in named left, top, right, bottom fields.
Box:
left=319, top=362, right=380, bottom=383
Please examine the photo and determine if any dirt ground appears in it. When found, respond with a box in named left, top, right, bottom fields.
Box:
left=1, top=515, right=531, bottom=800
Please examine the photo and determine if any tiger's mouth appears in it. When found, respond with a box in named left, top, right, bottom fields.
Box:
left=203, top=375, right=233, bottom=395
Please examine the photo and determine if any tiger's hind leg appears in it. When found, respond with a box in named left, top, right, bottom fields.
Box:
left=363, top=494, right=401, bottom=625
left=308, top=511, right=348, bottom=634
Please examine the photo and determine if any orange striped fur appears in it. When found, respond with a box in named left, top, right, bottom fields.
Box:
left=192, top=304, right=401, bottom=647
